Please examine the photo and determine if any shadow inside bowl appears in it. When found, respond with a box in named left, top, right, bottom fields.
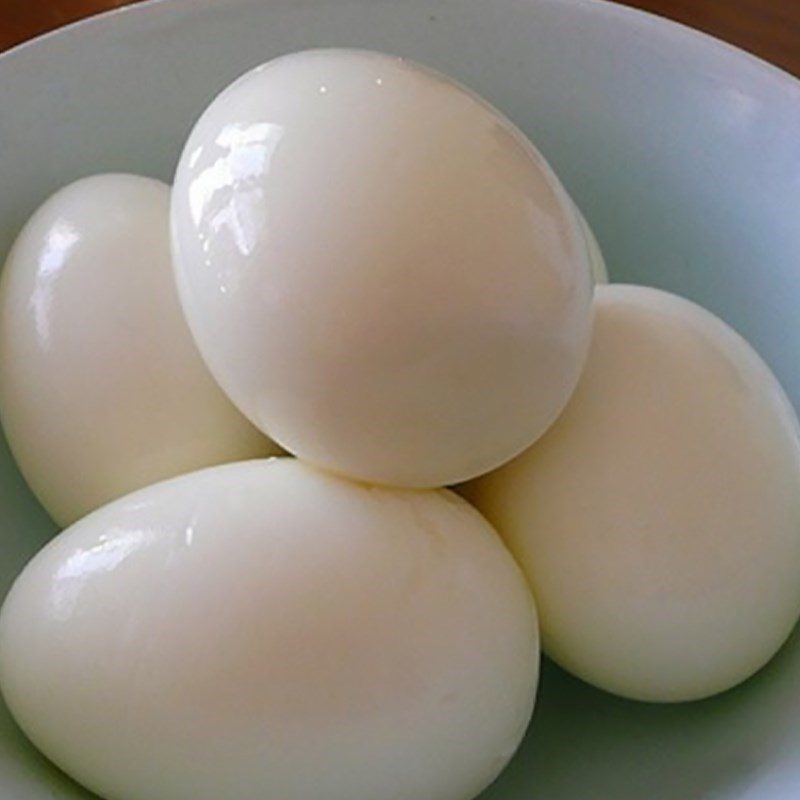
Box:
left=482, top=625, right=800, bottom=800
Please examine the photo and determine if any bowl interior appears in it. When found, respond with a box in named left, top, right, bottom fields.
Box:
left=1, top=1, right=800, bottom=798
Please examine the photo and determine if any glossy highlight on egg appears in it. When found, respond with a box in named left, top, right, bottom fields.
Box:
left=171, top=49, right=594, bottom=488
left=0, top=459, right=539, bottom=800
left=0, top=174, right=279, bottom=526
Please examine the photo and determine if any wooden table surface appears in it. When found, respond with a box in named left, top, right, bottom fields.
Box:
left=1, top=0, right=799, bottom=76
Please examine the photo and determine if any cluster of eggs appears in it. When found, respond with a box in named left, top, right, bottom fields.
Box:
left=0, top=50, right=798, bottom=800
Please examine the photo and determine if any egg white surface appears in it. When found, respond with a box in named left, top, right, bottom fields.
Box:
left=0, top=458, right=539, bottom=800
left=0, top=174, right=278, bottom=526
left=171, top=49, right=593, bottom=488
left=573, top=202, right=608, bottom=284
left=470, top=284, right=800, bottom=702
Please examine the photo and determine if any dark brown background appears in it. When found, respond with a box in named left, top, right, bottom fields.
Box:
left=1, top=0, right=799, bottom=76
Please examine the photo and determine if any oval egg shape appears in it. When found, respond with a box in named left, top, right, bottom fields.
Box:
left=469, top=284, right=800, bottom=702
left=0, top=458, right=539, bottom=800
left=0, top=174, right=279, bottom=526
left=171, top=49, right=594, bottom=488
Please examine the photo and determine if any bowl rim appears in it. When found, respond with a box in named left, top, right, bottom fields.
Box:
left=1, top=0, right=799, bottom=97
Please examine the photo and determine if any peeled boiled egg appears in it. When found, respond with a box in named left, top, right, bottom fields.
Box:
left=0, top=458, right=539, bottom=800
left=171, top=49, right=593, bottom=488
left=469, top=284, right=800, bottom=702
left=0, top=174, right=278, bottom=527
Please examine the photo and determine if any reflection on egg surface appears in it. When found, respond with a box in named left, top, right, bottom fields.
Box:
left=0, top=459, right=539, bottom=800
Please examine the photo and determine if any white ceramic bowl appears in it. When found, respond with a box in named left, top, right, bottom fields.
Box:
left=0, top=1, right=799, bottom=798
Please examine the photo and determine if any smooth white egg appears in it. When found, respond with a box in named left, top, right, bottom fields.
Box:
left=0, top=459, right=539, bottom=800
left=0, top=174, right=279, bottom=527
left=171, top=49, right=593, bottom=488
left=469, top=284, right=800, bottom=702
